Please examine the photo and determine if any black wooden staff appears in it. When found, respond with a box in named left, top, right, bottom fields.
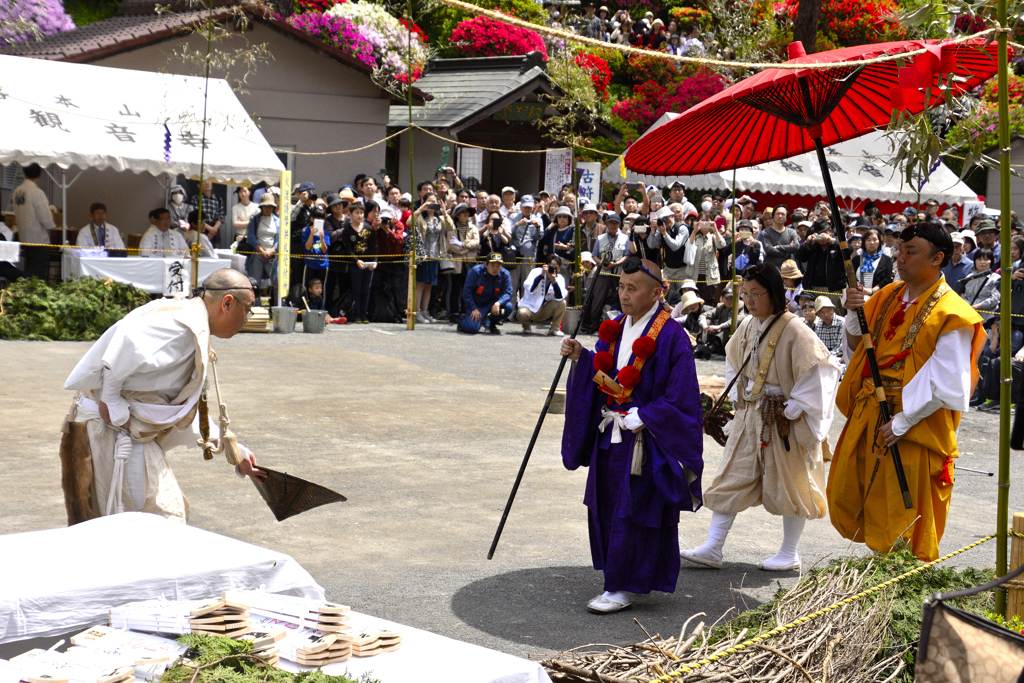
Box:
left=812, top=138, right=913, bottom=511
left=487, top=258, right=608, bottom=559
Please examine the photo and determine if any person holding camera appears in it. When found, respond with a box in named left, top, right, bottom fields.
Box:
left=680, top=211, right=726, bottom=303
left=478, top=209, right=512, bottom=263
left=414, top=193, right=451, bottom=324
left=584, top=213, right=630, bottom=334
left=629, top=214, right=662, bottom=266
left=510, top=195, right=545, bottom=302
left=516, top=255, right=568, bottom=336
left=796, top=220, right=846, bottom=306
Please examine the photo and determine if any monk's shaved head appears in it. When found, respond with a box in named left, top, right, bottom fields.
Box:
left=640, top=259, right=663, bottom=290
left=202, top=268, right=254, bottom=303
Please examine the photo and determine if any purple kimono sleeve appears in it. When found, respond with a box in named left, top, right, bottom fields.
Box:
left=561, top=344, right=606, bottom=471
left=637, top=324, right=705, bottom=511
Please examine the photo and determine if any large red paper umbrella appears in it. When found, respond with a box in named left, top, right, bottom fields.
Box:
left=625, top=39, right=1003, bottom=176
left=627, top=38, right=1005, bottom=517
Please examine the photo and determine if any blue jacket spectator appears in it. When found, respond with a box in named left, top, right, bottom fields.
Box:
left=460, top=255, right=514, bottom=335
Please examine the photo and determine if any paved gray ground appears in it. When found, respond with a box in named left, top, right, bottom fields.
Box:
left=1, top=320, right=1021, bottom=660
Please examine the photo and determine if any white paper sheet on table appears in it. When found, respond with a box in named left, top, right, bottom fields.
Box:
left=64, top=253, right=230, bottom=294
left=278, top=611, right=552, bottom=683
left=0, top=241, right=19, bottom=264
left=0, top=513, right=324, bottom=644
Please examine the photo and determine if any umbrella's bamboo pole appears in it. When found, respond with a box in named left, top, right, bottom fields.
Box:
left=812, top=138, right=912, bottom=510
left=730, top=166, right=739, bottom=333
left=996, top=0, right=1012, bottom=616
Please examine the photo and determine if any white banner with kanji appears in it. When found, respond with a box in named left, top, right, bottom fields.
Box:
left=0, top=54, right=283, bottom=185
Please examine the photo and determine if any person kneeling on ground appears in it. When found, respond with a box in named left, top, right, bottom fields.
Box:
left=459, top=253, right=513, bottom=335
left=516, top=255, right=568, bottom=336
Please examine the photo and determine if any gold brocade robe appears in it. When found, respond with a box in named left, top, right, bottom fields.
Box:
left=826, top=277, right=985, bottom=561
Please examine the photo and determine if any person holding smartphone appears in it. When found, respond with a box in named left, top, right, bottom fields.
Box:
left=414, top=193, right=451, bottom=324
left=681, top=212, right=727, bottom=303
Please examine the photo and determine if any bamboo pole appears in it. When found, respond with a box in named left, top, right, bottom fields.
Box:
left=730, top=166, right=738, bottom=333
left=996, top=0, right=1012, bottom=616
left=1009, top=513, right=1024, bottom=621
left=405, top=4, right=417, bottom=331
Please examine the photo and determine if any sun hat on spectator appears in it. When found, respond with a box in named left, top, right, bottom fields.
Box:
left=605, top=212, right=622, bottom=224
left=680, top=279, right=698, bottom=293
left=960, top=229, right=976, bottom=242
left=400, top=192, right=413, bottom=203
left=677, top=290, right=704, bottom=311
left=538, top=190, right=551, bottom=198
left=339, top=188, right=357, bottom=201
left=487, top=252, right=504, bottom=263
left=581, top=251, right=596, bottom=265
left=736, top=221, right=754, bottom=238
left=797, top=220, right=814, bottom=229
left=452, top=203, right=472, bottom=220
left=976, top=219, right=998, bottom=234
left=646, top=185, right=658, bottom=194
left=555, top=206, right=573, bottom=218
left=807, top=219, right=831, bottom=236
left=326, top=194, right=344, bottom=208
left=501, top=186, right=517, bottom=196
left=780, top=260, right=803, bottom=279
left=951, top=231, right=965, bottom=245
left=297, top=181, right=314, bottom=194
left=259, top=193, right=277, bottom=207
left=814, top=296, right=835, bottom=313
left=581, top=203, right=598, bottom=215
left=268, top=186, right=281, bottom=196
left=379, top=205, right=396, bottom=221
left=943, top=221, right=959, bottom=233
left=668, top=180, right=685, bottom=191
left=521, top=195, right=536, bottom=207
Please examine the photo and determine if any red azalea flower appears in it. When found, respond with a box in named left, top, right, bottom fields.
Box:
left=593, top=350, right=615, bottom=374
left=599, top=319, right=622, bottom=344
left=617, top=366, right=641, bottom=390
left=632, top=336, right=656, bottom=360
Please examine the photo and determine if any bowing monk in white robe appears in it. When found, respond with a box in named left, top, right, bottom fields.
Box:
left=60, top=269, right=263, bottom=524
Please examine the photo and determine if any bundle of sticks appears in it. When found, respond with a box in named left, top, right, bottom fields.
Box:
left=108, top=598, right=252, bottom=639
left=541, top=558, right=905, bottom=683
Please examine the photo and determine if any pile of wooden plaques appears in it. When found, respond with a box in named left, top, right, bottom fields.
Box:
left=222, top=591, right=350, bottom=634
left=242, top=307, right=271, bottom=333
left=238, top=629, right=287, bottom=668
left=69, top=625, right=186, bottom=681
left=6, top=647, right=137, bottom=683
left=288, top=632, right=353, bottom=666
left=351, top=629, right=402, bottom=658
left=108, top=598, right=252, bottom=639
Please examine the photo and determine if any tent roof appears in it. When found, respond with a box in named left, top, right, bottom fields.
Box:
left=606, top=113, right=978, bottom=205
left=0, top=54, right=285, bottom=184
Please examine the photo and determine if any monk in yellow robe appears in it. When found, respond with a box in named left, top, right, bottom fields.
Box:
left=828, top=223, right=985, bottom=561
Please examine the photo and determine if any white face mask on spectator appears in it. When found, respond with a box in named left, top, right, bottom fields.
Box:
left=172, top=193, right=184, bottom=205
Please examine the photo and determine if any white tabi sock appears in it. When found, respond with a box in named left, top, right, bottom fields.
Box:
left=682, top=511, right=735, bottom=566
left=759, top=516, right=805, bottom=571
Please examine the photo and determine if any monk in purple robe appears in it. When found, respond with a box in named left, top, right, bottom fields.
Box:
left=560, top=257, right=704, bottom=613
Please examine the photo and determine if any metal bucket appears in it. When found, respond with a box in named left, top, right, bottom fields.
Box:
left=302, top=309, right=328, bottom=334
left=271, top=306, right=299, bottom=334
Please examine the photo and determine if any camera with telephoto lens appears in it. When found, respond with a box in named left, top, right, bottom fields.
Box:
left=428, top=202, right=441, bottom=211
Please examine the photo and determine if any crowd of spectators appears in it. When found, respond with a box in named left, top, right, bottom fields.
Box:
left=543, top=1, right=709, bottom=57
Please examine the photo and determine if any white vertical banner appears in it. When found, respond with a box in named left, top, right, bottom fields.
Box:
left=545, top=149, right=572, bottom=195
left=961, top=200, right=985, bottom=227
left=163, top=260, right=189, bottom=297
left=277, top=170, right=292, bottom=305
left=575, top=162, right=601, bottom=205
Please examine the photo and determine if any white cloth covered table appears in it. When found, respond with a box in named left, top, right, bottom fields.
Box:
left=214, top=249, right=248, bottom=274
left=0, top=513, right=324, bottom=644
left=64, top=252, right=230, bottom=294
left=0, top=241, right=18, bottom=264
left=280, top=612, right=552, bottom=683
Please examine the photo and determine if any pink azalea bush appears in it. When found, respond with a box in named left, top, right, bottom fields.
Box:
left=286, top=12, right=376, bottom=67
left=612, top=69, right=727, bottom=131
left=450, top=15, right=547, bottom=58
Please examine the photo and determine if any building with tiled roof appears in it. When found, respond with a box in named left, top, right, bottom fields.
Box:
left=1, top=2, right=423, bottom=240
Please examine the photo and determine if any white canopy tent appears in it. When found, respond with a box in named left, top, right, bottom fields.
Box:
left=604, top=113, right=978, bottom=206
left=0, top=54, right=286, bottom=246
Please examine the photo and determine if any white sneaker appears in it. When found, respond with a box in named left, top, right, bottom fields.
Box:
left=758, top=552, right=801, bottom=572
left=680, top=544, right=723, bottom=570
left=548, top=328, right=564, bottom=337
left=415, top=312, right=432, bottom=324
left=427, top=313, right=439, bottom=323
